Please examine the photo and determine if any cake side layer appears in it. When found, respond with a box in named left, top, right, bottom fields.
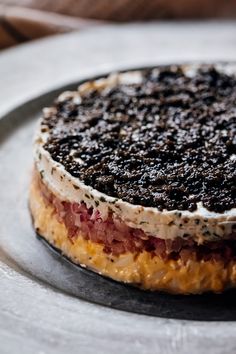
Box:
left=29, top=173, right=236, bottom=294
left=34, top=169, right=236, bottom=260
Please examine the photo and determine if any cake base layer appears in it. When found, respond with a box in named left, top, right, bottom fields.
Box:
left=29, top=177, right=236, bottom=294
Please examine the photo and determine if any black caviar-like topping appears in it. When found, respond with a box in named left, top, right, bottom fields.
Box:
left=43, top=65, right=236, bottom=212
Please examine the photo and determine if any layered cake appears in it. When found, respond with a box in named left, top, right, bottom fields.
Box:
left=30, top=64, right=236, bottom=294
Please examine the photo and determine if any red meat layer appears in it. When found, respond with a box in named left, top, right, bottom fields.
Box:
left=37, top=173, right=236, bottom=263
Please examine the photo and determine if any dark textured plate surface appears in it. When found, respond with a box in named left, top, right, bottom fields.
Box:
left=1, top=70, right=236, bottom=321
left=38, top=233, right=236, bottom=321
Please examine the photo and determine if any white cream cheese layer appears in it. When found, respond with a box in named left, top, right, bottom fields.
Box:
left=34, top=66, right=236, bottom=243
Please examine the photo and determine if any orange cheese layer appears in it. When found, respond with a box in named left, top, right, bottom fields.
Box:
left=29, top=176, right=236, bottom=294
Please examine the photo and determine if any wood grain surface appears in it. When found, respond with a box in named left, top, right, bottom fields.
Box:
left=2, top=0, right=236, bottom=20
left=0, top=0, right=235, bottom=49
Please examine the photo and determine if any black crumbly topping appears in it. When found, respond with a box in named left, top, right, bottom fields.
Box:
left=42, top=65, right=236, bottom=212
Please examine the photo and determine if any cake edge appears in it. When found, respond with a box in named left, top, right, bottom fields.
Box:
left=29, top=173, right=236, bottom=295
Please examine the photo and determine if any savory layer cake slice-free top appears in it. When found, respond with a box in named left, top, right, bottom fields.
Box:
left=30, top=64, right=236, bottom=294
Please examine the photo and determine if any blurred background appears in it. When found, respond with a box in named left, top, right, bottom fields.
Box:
left=0, top=0, right=236, bottom=50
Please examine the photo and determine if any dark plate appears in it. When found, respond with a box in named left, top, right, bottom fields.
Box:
left=1, top=67, right=236, bottom=321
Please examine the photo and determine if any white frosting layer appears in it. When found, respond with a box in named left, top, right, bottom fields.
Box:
left=34, top=66, right=236, bottom=243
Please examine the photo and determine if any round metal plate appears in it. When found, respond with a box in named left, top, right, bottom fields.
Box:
left=1, top=23, right=236, bottom=354
left=1, top=68, right=236, bottom=321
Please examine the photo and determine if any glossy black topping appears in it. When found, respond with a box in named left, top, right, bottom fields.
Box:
left=42, top=65, right=236, bottom=212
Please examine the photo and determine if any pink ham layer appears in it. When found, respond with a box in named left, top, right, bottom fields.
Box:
left=37, top=173, right=236, bottom=263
